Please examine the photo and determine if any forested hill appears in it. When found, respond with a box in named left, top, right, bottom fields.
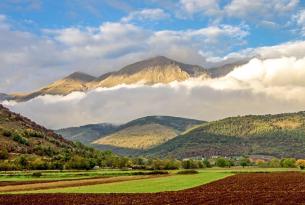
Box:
left=146, top=112, right=305, bottom=159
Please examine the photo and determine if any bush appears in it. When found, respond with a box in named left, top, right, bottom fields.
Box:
left=17, top=156, right=29, bottom=169
left=182, top=160, right=200, bottom=169
left=133, top=170, right=169, bottom=175
left=12, top=133, right=29, bottom=145
left=65, top=156, right=93, bottom=170
left=25, top=130, right=44, bottom=138
left=215, top=158, right=228, bottom=167
left=280, top=158, right=296, bottom=168
left=30, top=159, right=49, bottom=170
left=2, top=130, right=12, bottom=137
left=177, top=170, right=199, bottom=175
left=0, top=148, right=9, bottom=160
left=0, top=161, right=18, bottom=171
left=32, top=172, right=42, bottom=177
left=203, top=159, right=212, bottom=168
left=296, top=159, right=305, bottom=169
left=239, top=157, right=251, bottom=167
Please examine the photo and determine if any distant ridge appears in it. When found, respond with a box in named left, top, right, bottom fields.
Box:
left=9, top=56, right=246, bottom=102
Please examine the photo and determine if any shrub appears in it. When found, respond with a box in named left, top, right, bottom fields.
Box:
left=0, top=148, right=9, bottom=160
left=280, top=158, right=296, bottom=168
left=30, top=159, right=49, bottom=170
left=177, top=170, right=199, bottom=175
left=2, top=130, right=12, bottom=137
left=12, top=133, right=29, bottom=145
left=32, top=172, right=42, bottom=177
left=25, top=130, right=44, bottom=138
left=0, top=161, right=18, bottom=171
left=132, top=170, right=169, bottom=175
left=65, top=156, right=93, bottom=170
left=182, top=160, right=200, bottom=169
left=296, top=159, right=305, bottom=170
left=17, top=156, right=29, bottom=169
left=239, top=157, right=251, bottom=167
left=203, top=159, right=212, bottom=168
left=215, top=158, right=228, bottom=167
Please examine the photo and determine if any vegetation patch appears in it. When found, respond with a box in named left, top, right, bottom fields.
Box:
left=176, top=170, right=199, bottom=175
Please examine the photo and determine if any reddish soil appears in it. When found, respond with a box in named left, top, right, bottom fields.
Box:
left=2, top=172, right=305, bottom=205
left=0, top=175, right=158, bottom=192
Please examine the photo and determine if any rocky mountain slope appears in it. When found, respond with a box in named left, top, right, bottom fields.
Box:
left=12, top=72, right=96, bottom=102
left=8, top=56, right=245, bottom=102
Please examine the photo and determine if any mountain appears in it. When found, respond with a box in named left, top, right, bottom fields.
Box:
left=207, top=59, right=248, bottom=78
left=55, top=123, right=119, bottom=144
left=9, top=56, right=212, bottom=102
left=12, top=72, right=96, bottom=102
left=146, top=112, right=305, bottom=159
left=87, top=56, right=209, bottom=89
left=0, top=93, right=12, bottom=101
left=0, top=104, right=78, bottom=159
left=9, top=56, right=248, bottom=102
left=58, top=116, right=204, bottom=155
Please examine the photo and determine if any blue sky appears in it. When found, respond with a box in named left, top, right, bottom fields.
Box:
left=1, top=0, right=305, bottom=93
left=1, top=0, right=304, bottom=48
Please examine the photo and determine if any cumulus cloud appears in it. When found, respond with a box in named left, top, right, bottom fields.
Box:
left=121, top=8, right=169, bottom=22
left=209, top=41, right=305, bottom=64
left=179, top=0, right=221, bottom=17
left=4, top=55, right=305, bottom=129
left=178, top=0, right=299, bottom=24
left=0, top=15, right=249, bottom=93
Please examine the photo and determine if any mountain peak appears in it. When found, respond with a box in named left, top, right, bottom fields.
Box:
left=117, top=56, right=206, bottom=76
left=64, top=72, right=96, bottom=82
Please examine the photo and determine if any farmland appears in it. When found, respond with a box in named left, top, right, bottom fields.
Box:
left=1, top=171, right=305, bottom=205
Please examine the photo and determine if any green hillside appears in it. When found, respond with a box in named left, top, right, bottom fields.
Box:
left=0, top=104, right=118, bottom=170
left=58, top=116, right=204, bottom=155
left=56, top=123, right=118, bottom=144
left=146, top=112, right=305, bottom=159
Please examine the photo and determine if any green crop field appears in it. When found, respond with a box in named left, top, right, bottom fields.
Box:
left=0, top=169, right=146, bottom=182
left=24, top=172, right=232, bottom=193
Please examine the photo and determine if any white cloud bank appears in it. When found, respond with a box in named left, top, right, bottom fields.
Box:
left=4, top=55, right=305, bottom=129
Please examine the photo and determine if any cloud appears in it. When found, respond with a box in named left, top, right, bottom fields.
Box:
left=4, top=55, right=305, bottom=129
left=292, top=9, right=305, bottom=35
left=224, top=0, right=299, bottom=19
left=179, top=0, right=221, bottom=17
left=178, top=0, right=299, bottom=25
left=209, top=41, right=305, bottom=64
left=121, top=8, right=169, bottom=22
left=0, top=15, right=249, bottom=93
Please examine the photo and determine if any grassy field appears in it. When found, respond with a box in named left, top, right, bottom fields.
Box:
left=0, top=169, right=144, bottom=182
left=21, top=172, right=232, bottom=193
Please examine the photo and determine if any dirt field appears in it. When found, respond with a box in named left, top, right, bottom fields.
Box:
left=0, top=175, right=157, bottom=193
left=2, top=172, right=305, bottom=205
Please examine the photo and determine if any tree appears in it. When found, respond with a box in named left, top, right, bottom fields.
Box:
left=280, top=158, right=296, bottom=168
left=269, top=158, right=281, bottom=168
left=296, top=159, right=305, bottom=170
left=239, top=157, right=251, bottom=168
left=203, top=159, right=212, bottom=168
left=215, top=158, right=228, bottom=168
left=17, top=156, right=29, bottom=169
